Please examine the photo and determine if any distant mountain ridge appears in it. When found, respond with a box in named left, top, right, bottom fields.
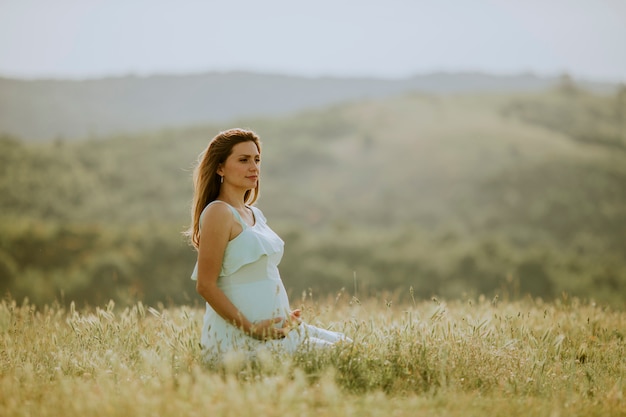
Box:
left=0, top=71, right=617, bottom=141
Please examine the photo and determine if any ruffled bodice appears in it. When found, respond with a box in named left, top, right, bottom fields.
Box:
left=190, top=202, right=284, bottom=280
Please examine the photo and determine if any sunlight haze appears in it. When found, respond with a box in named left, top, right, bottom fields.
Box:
left=1, top=0, right=625, bottom=81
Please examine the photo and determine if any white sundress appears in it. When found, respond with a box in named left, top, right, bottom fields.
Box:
left=191, top=200, right=350, bottom=358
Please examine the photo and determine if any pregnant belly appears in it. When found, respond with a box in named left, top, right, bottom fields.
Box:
left=221, top=279, right=291, bottom=322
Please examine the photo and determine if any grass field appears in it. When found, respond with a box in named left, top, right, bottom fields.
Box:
left=1, top=293, right=624, bottom=416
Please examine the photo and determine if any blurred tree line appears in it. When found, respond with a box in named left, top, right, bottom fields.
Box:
left=1, top=86, right=625, bottom=307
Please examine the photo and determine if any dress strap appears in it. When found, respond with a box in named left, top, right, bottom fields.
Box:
left=206, top=200, right=247, bottom=229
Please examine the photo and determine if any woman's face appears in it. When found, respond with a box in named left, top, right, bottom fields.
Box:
left=218, top=141, right=260, bottom=190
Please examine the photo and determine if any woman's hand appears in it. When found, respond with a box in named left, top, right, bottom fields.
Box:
left=284, top=309, right=302, bottom=328
left=248, top=317, right=287, bottom=341
left=248, top=310, right=302, bottom=340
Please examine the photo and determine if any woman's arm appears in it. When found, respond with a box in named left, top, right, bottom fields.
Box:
left=195, top=203, right=286, bottom=340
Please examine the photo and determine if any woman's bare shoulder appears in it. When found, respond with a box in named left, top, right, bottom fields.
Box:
left=200, top=201, right=234, bottom=229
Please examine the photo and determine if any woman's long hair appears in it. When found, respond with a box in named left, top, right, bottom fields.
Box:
left=185, top=128, right=261, bottom=249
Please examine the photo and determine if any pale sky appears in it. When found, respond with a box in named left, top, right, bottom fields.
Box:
left=1, top=0, right=625, bottom=82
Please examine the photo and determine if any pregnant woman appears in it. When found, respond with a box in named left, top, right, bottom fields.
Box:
left=186, top=128, right=350, bottom=359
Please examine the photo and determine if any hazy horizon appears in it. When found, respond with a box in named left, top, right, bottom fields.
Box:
left=1, top=0, right=625, bottom=83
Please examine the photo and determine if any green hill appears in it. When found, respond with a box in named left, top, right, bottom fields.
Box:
left=0, top=71, right=617, bottom=142
left=1, top=86, right=625, bottom=307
